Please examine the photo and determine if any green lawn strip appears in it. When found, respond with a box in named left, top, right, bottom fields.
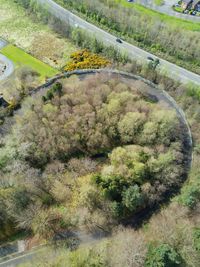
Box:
left=1, top=44, right=58, bottom=80
left=115, top=0, right=200, bottom=31
left=172, top=6, right=184, bottom=13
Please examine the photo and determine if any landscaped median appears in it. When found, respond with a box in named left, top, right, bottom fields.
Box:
left=0, top=44, right=58, bottom=81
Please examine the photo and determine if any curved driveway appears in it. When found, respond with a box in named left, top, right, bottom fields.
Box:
left=36, top=0, right=200, bottom=85
left=0, top=54, right=14, bottom=81
left=0, top=39, right=14, bottom=81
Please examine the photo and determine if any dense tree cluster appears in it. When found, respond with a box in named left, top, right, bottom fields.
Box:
left=144, top=243, right=183, bottom=267
left=0, top=74, right=184, bottom=241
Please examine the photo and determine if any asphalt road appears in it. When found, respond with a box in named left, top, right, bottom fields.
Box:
left=0, top=249, right=41, bottom=267
left=0, top=54, right=14, bottom=81
left=36, top=0, right=200, bottom=85
left=0, top=230, right=103, bottom=267
left=0, top=39, right=14, bottom=81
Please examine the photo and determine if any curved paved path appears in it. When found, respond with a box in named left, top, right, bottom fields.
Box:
left=0, top=39, right=14, bottom=81
left=138, top=0, right=200, bottom=22
left=36, top=0, right=200, bottom=85
left=0, top=54, right=14, bottom=81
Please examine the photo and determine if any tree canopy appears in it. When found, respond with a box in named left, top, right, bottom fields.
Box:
left=0, top=74, right=184, bottom=239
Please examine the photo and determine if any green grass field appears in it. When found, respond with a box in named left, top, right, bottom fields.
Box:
left=1, top=44, right=58, bottom=81
left=115, top=0, right=200, bottom=31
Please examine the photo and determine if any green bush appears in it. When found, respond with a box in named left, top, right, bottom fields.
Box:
left=154, top=0, right=164, bottom=6
left=186, top=84, right=200, bottom=103
left=122, top=185, right=144, bottom=212
left=193, top=228, right=200, bottom=252
left=145, top=243, right=183, bottom=267
left=178, top=181, right=200, bottom=209
left=52, top=82, right=63, bottom=95
left=69, top=248, right=106, bottom=267
left=43, top=83, right=63, bottom=102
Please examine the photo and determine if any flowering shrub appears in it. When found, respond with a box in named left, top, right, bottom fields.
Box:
left=64, top=49, right=110, bottom=71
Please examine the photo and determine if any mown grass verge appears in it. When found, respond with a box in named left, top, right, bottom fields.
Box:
left=1, top=44, right=58, bottom=81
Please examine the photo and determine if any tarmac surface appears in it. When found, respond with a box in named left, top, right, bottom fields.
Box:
left=0, top=39, right=14, bottom=81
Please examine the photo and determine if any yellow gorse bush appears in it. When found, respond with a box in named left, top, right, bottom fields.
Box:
left=64, top=49, right=110, bottom=71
